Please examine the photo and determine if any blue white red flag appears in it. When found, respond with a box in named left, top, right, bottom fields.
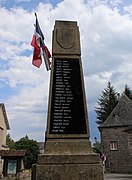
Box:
left=31, top=13, right=51, bottom=70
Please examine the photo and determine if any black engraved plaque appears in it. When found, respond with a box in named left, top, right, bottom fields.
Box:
left=50, top=58, right=87, bottom=134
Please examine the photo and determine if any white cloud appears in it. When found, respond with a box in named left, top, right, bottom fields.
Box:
left=0, top=8, right=33, bottom=42
left=6, top=82, right=49, bottom=141
left=124, top=5, right=132, bottom=17
left=0, top=0, right=132, bottom=141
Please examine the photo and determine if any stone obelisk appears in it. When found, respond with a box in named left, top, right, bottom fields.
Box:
left=32, top=20, right=103, bottom=180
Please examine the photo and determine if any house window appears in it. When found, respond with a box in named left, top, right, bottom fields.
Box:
left=110, top=141, right=118, bottom=151
left=7, top=160, right=17, bottom=175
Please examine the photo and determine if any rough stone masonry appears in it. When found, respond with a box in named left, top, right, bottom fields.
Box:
left=32, top=20, right=103, bottom=180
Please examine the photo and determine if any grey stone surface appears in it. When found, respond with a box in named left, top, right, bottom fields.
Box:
left=38, top=154, right=101, bottom=164
left=46, top=20, right=90, bottom=141
left=104, top=173, right=132, bottom=180
left=99, top=94, right=132, bottom=174
left=100, top=94, right=132, bottom=128
left=2, top=173, right=132, bottom=180
left=52, top=21, right=81, bottom=56
left=32, top=20, right=103, bottom=180
left=34, top=163, right=103, bottom=180
left=44, top=139, right=92, bottom=155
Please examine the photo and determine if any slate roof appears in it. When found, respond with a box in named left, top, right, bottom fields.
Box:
left=124, top=124, right=132, bottom=132
left=99, top=94, right=132, bottom=128
left=0, top=103, right=10, bottom=130
left=0, top=150, right=26, bottom=157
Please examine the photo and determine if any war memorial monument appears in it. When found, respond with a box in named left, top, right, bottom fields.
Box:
left=32, top=20, right=103, bottom=180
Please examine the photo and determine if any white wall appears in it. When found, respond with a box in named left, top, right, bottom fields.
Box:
left=0, top=107, right=7, bottom=146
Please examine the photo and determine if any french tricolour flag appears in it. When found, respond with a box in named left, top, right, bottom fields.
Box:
left=31, top=13, right=51, bottom=70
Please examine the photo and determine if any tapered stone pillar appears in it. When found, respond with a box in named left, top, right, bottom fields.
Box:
left=32, top=20, right=103, bottom=180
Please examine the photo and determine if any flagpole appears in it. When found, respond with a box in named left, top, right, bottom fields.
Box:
left=31, top=12, right=51, bottom=70
left=35, top=12, right=37, bottom=18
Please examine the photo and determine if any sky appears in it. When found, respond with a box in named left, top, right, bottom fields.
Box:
left=0, top=0, right=132, bottom=143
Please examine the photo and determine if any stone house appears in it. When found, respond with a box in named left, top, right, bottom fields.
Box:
left=0, top=103, right=10, bottom=177
left=0, top=149, right=26, bottom=176
left=0, top=104, right=26, bottom=177
left=99, top=94, right=132, bottom=173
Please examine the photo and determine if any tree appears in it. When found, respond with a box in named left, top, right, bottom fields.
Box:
left=92, top=138, right=103, bottom=156
left=14, top=135, right=39, bottom=169
left=95, top=82, right=118, bottom=125
left=124, top=85, right=132, bottom=101
left=6, top=133, right=14, bottom=149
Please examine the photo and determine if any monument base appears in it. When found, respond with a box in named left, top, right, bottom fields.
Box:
left=31, top=20, right=104, bottom=180
left=43, top=139, right=93, bottom=155
left=32, top=154, right=103, bottom=180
